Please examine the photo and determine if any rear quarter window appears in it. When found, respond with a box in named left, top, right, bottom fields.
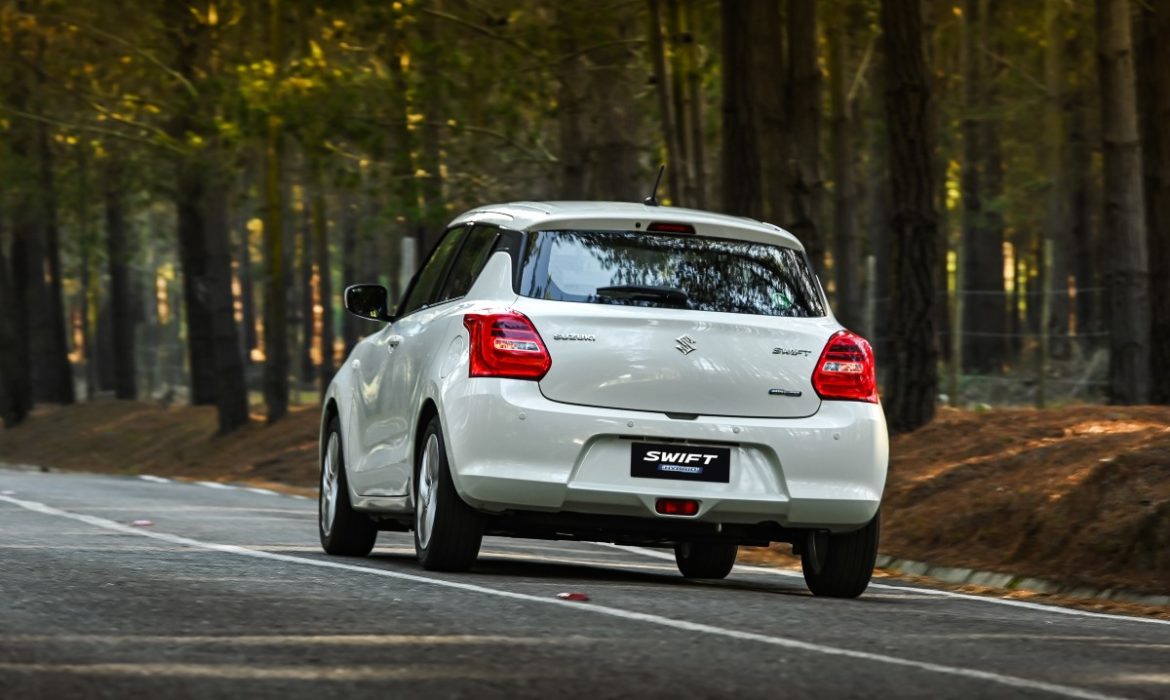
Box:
left=517, top=230, right=825, bottom=318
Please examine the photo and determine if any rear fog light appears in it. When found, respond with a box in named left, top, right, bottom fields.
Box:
left=656, top=498, right=700, bottom=516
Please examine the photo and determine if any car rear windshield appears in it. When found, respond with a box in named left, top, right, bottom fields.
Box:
left=517, top=230, right=825, bottom=318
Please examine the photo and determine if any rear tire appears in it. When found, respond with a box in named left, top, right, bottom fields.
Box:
left=413, top=416, right=482, bottom=572
left=319, top=416, right=378, bottom=556
left=801, top=510, right=880, bottom=598
left=674, top=541, right=738, bottom=579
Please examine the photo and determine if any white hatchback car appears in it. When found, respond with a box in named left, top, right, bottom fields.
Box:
left=319, top=201, right=889, bottom=597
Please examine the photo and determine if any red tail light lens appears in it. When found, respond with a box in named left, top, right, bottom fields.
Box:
left=811, top=330, right=878, bottom=403
left=463, top=312, right=551, bottom=380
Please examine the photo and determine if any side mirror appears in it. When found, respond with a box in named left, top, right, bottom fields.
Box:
left=344, top=284, right=395, bottom=322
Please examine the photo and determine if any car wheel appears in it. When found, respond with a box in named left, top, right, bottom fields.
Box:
left=319, top=416, right=378, bottom=556
left=674, top=541, right=738, bottom=579
left=413, top=415, right=482, bottom=572
left=800, top=509, right=880, bottom=598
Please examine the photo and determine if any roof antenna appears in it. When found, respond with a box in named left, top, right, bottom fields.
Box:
left=643, top=165, right=665, bottom=207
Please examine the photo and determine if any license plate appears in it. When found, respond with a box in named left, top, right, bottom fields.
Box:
left=630, top=442, right=731, bottom=483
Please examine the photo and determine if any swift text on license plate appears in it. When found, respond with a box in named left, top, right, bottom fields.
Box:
left=630, top=442, right=731, bottom=483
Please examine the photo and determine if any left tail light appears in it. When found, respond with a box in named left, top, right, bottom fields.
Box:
left=463, top=311, right=551, bottom=380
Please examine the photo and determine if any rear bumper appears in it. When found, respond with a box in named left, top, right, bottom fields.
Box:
left=440, top=380, right=888, bottom=533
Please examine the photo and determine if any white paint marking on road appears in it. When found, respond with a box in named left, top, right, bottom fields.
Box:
left=243, top=487, right=279, bottom=497
left=289, top=495, right=310, bottom=500
left=195, top=481, right=236, bottom=490
left=599, top=544, right=1170, bottom=628
left=138, top=476, right=171, bottom=484
left=0, top=494, right=1135, bottom=700
left=0, top=661, right=527, bottom=682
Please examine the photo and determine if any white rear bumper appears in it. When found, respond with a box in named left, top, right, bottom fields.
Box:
left=440, top=379, right=888, bottom=533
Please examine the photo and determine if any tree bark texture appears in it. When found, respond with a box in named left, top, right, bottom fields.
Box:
left=785, top=0, right=824, bottom=270
left=1043, top=0, right=1072, bottom=358
left=960, top=0, right=1004, bottom=372
left=1097, top=0, right=1151, bottom=404
left=880, top=0, right=940, bottom=433
left=683, top=0, right=707, bottom=209
left=649, top=0, right=684, bottom=204
left=104, top=164, right=137, bottom=400
left=263, top=0, right=289, bottom=423
left=0, top=234, right=29, bottom=426
left=298, top=207, right=314, bottom=385
left=33, top=115, right=74, bottom=404
left=829, top=6, right=861, bottom=331
left=311, top=164, right=334, bottom=396
left=720, top=0, right=763, bottom=219
left=203, top=175, right=250, bottom=433
left=1137, top=0, right=1170, bottom=404
left=750, top=0, right=788, bottom=225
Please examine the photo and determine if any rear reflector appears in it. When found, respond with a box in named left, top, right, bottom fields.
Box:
left=463, top=311, right=552, bottom=380
left=655, top=498, right=700, bottom=516
left=811, top=330, right=878, bottom=403
left=646, top=222, right=696, bottom=234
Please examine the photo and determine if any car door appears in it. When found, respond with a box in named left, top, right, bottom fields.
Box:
left=379, top=225, right=502, bottom=492
left=348, top=226, right=468, bottom=497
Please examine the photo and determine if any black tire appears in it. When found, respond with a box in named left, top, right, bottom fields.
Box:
left=413, top=416, right=482, bottom=572
left=674, top=541, right=739, bottom=579
left=800, top=510, right=880, bottom=598
left=319, top=416, right=378, bottom=556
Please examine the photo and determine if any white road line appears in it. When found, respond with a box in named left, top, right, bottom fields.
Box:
left=598, top=544, right=1170, bottom=628
left=289, top=495, right=310, bottom=500
left=0, top=494, right=1133, bottom=700
left=243, top=487, right=279, bottom=497
left=195, top=481, right=236, bottom=490
left=138, top=476, right=171, bottom=484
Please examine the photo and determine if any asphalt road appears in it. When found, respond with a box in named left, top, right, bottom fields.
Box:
left=0, top=467, right=1167, bottom=700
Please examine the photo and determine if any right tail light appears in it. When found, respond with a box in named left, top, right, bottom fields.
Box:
left=811, top=330, right=878, bottom=403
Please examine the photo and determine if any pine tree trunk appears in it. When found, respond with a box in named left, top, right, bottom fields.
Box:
left=1069, top=79, right=1097, bottom=350
left=880, top=0, right=940, bottom=432
left=175, top=163, right=217, bottom=405
left=311, top=162, right=334, bottom=397
left=263, top=0, right=289, bottom=423
left=341, top=193, right=359, bottom=353
left=203, top=175, right=249, bottom=433
left=829, top=8, right=861, bottom=331
left=648, top=0, right=683, bottom=204
left=960, top=0, right=1004, bottom=373
left=720, top=0, right=763, bottom=219
left=104, top=163, right=137, bottom=400
left=1097, top=0, right=1151, bottom=404
left=751, top=0, right=787, bottom=224
left=1137, top=0, right=1170, bottom=404
left=0, top=232, right=29, bottom=426
left=239, top=216, right=257, bottom=362
left=298, top=206, right=314, bottom=385
left=667, top=0, right=695, bottom=205
left=786, top=0, right=824, bottom=269
left=683, top=0, right=707, bottom=209
left=1043, top=0, right=1072, bottom=359
left=418, top=1, right=446, bottom=252
left=34, top=116, right=74, bottom=404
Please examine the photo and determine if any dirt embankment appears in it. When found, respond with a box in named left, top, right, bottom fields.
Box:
left=2, top=401, right=1168, bottom=595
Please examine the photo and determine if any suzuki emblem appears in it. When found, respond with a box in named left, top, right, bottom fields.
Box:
left=675, top=335, right=697, bottom=355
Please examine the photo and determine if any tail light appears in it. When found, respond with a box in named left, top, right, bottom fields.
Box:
left=463, top=311, right=551, bottom=380
left=811, top=330, right=878, bottom=403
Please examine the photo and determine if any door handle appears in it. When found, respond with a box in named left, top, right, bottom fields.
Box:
left=387, top=335, right=404, bottom=348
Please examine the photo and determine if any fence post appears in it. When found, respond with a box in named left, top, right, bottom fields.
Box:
left=1037, top=239, right=1053, bottom=408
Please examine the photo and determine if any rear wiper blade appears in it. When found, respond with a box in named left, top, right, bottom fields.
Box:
left=595, top=285, right=689, bottom=306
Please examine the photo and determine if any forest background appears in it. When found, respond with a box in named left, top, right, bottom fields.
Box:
left=0, top=0, right=1167, bottom=437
